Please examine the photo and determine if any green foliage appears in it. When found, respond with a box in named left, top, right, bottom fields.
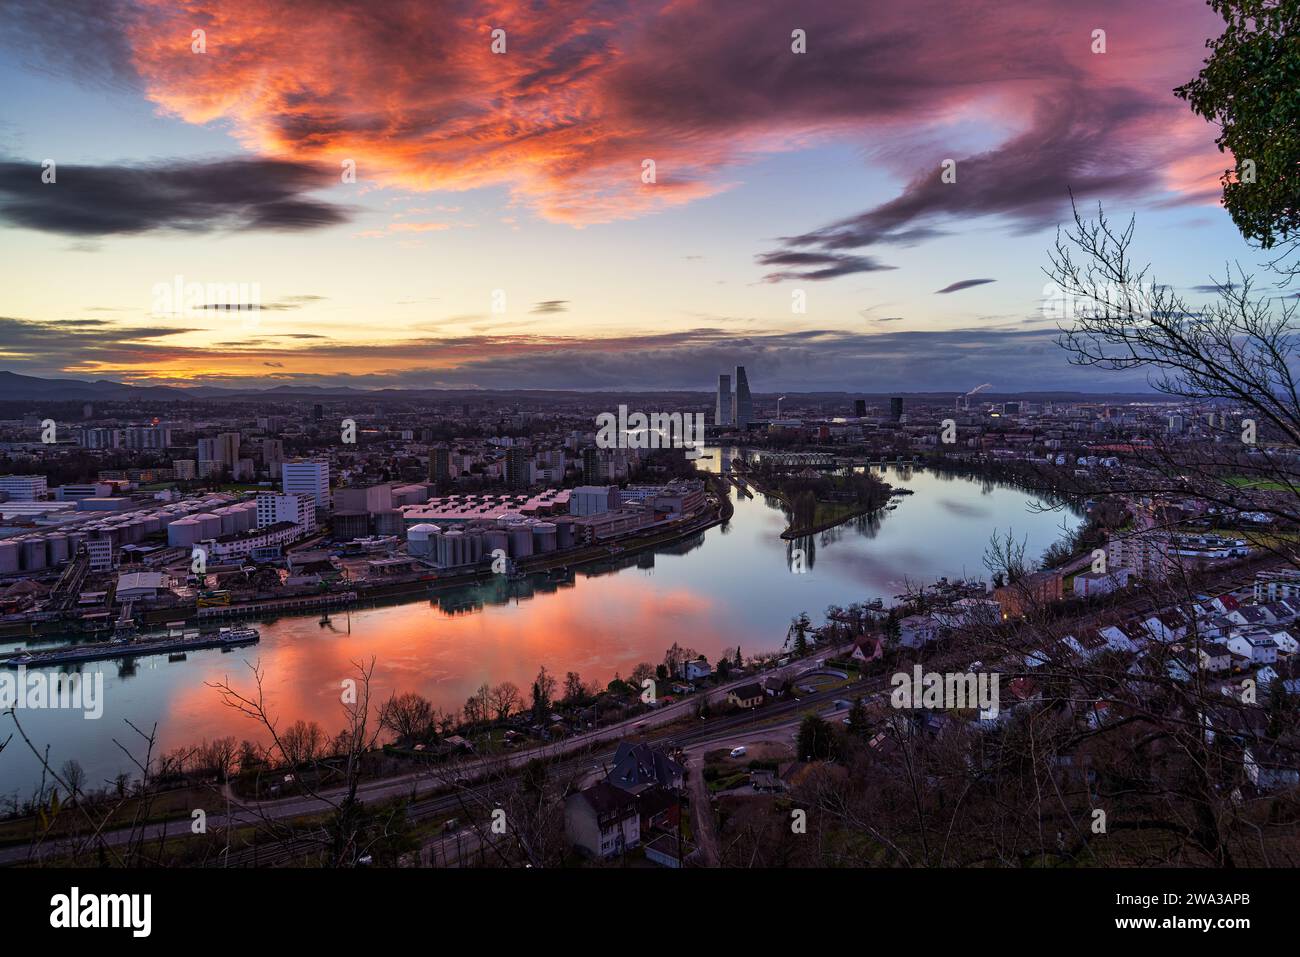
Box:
left=1176, top=0, right=1300, bottom=259
left=797, top=714, right=835, bottom=761
left=847, top=697, right=870, bottom=737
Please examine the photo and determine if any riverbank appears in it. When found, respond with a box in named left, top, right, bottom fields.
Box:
left=4, top=483, right=733, bottom=643
left=0, top=464, right=1077, bottom=799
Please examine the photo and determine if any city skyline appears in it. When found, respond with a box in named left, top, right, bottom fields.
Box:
left=0, top=0, right=1267, bottom=394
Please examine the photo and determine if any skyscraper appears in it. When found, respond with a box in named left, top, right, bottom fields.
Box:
left=506, top=447, right=530, bottom=488
left=716, top=374, right=732, bottom=426
left=890, top=397, right=904, bottom=422
left=854, top=399, right=866, bottom=418
left=582, top=447, right=604, bottom=484
left=429, top=446, right=451, bottom=483
left=733, top=366, right=753, bottom=429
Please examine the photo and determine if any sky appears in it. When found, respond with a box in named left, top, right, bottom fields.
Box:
left=0, top=0, right=1272, bottom=394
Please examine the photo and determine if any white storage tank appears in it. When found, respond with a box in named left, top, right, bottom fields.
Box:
left=484, top=529, right=510, bottom=556
left=508, top=525, right=534, bottom=558
left=216, top=507, right=239, bottom=536
left=194, top=513, right=222, bottom=539
left=20, top=537, right=46, bottom=571
left=532, top=522, right=557, bottom=553
left=439, top=529, right=464, bottom=567
left=46, top=534, right=70, bottom=565
left=407, top=523, right=438, bottom=558
left=235, top=502, right=257, bottom=532
left=554, top=518, right=575, bottom=550
left=167, top=517, right=202, bottom=548
left=0, top=540, right=19, bottom=574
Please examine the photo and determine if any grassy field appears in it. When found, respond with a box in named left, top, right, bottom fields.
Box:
left=1226, top=476, right=1297, bottom=492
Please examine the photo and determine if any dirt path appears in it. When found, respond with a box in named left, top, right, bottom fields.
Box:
left=686, top=750, right=720, bottom=866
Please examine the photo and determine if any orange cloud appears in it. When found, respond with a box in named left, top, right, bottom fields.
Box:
left=114, top=0, right=1227, bottom=230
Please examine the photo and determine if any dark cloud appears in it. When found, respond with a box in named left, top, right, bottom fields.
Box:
left=0, top=0, right=140, bottom=90
left=0, top=158, right=350, bottom=236
left=756, top=250, right=896, bottom=282
left=936, top=279, right=997, bottom=294
left=530, top=300, right=570, bottom=314
left=1190, top=283, right=1237, bottom=294
left=195, top=295, right=327, bottom=312
left=759, top=86, right=1179, bottom=281
left=0, top=318, right=1158, bottom=393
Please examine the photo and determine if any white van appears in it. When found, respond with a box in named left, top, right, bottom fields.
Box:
left=729, top=746, right=747, bottom=758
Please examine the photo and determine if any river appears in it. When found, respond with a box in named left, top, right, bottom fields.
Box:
left=0, top=453, right=1078, bottom=800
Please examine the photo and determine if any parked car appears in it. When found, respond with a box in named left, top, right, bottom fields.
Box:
left=729, top=746, right=747, bottom=758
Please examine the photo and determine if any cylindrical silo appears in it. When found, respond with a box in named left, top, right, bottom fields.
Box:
left=532, top=522, right=557, bottom=553
left=216, top=507, right=239, bottom=536
left=508, top=525, right=534, bottom=558
left=20, top=538, right=46, bottom=571
left=46, top=534, right=70, bottom=565
left=484, top=529, right=509, bottom=556
left=167, top=517, right=201, bottom=548
left=194, top=513, right=222, bottom=539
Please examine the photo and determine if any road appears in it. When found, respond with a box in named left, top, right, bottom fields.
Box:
left=7, top=553, right=1276, bottom=867
left=0, top=645, right=855, bottom=866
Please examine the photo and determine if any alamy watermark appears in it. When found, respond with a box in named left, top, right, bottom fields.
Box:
left=151, top=273, right=262, bottom=324
left=0, top=667, right=103, bottom=720
left=890, top=665, right=999, bottom=719
left=595, top=405, right=704, bottom=460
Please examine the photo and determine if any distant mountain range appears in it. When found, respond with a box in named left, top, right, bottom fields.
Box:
left=0, top=370, right=1165, bottom=404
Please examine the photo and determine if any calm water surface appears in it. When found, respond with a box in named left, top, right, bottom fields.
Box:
left=0, top=456, right=1077, bottom=797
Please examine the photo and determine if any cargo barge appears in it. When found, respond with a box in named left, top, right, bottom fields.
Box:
left=2, top=626, right=260, bottom=668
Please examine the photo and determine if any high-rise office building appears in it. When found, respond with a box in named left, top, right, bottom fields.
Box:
left=582, top=447, right=605, bottom=484
left=506, top=447, right=530, bottom=489
left=312, top=403, right=324, bottom=421
left=121, top=423, right=171, bottom=450
left=716, top=374, right=732, bottom=426
left=889, top=397, right=904, bottom=422
left=282, top=459, right=330, bottom=509
left=429, top=446, right=452, bottom=483
left=80, top=427, right=119, bottom=449
left=261, top=438, right=285, bottom=471
left=854, top=399, right=867, bottom=418
left=733, top=366, right=753, bottom=428
left=197, top=432, right=241, bottom=477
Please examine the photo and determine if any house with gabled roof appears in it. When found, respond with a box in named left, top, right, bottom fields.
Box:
left=606, top=741, right=685, bottom=795
left=565, top=781, right=639, bottom=858
left=1227, top=632, right=1279, bottom=665
left=1198, top=641, right=1234, bottom=674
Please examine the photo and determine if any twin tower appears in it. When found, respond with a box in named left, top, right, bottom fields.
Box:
left=715, top=366, right=753, bottom=428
